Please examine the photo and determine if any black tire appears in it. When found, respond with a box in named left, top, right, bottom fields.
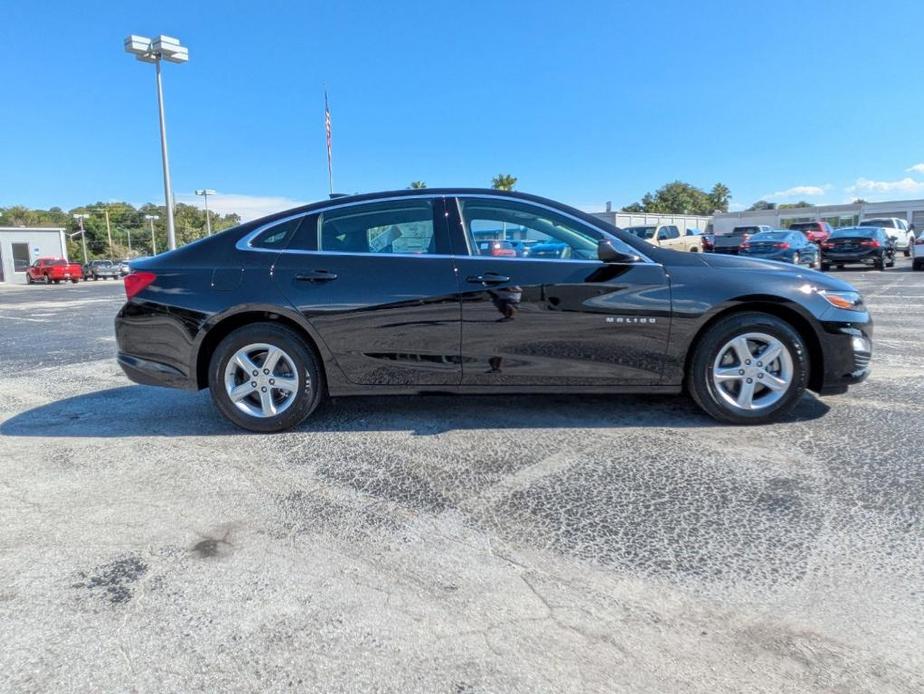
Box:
left=904, top=249, right=911, bottom=257
left=26, top=273, right=33, bottom=285
left=820, top=263, right=830, bottom=272
left=874, top=254, right=885, bottom=271
left=810, top=254, right=821, bottom=269
left=836, top=264, right=845, bottom=269
left=93, top=275, right=99, bottom=281
left=44, top=274, right=51, bottom=284
left=687, top=312, right=809, bottom=425
left=53, top=279, right=61, bottom=284
left=208, top=322, right=324, bottom=432
left=913, top=260, right=923, bottom=271
left=887, top=254, right=895, bottom=268
left=791, top=252, right=800, bottom=265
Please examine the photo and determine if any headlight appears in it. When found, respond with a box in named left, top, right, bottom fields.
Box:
left=818, top=290, right=864, bottom=311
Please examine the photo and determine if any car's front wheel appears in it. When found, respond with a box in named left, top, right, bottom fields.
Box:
left=209, top=323, right=323, bottom=432
left=687, top=312, right=809, bottom=425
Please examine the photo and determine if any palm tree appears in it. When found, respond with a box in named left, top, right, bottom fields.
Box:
left=491, top=174, right=517, bottom=191
left=409, top=181, right=427, bottom=189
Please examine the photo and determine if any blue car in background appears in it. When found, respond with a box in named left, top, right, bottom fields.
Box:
left=739, top=230, right=820, bottom=267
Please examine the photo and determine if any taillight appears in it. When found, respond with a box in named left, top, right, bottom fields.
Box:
left=740, top=242, right=750, bottom=250
left=821, top=241, right=834, bottom=249
left=774, top=242, right=790, bottom=249
left=915, top=238, right=924, bottom=245
left=860, top=240, right=880, bottom=248
left=124, top=271, right=156, bottom=299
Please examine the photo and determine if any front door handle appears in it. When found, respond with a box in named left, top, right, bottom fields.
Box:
left=466, top=273, right=510, bottom=285
left=295, top=270, right=338, bottom=283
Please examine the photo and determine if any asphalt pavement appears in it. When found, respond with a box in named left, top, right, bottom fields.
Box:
left=1, top=262, right=922, bottom=692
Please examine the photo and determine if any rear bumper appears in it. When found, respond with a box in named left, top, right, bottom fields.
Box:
left=822, top=250, right=879, bottom=264
left=117, top=353, right=193, bottom=389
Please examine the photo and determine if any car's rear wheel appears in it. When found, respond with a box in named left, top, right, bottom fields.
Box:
left=875, top=254, right=885, bottom=271
left=687, top=312, right=809, bottom=425
left=209, top=323, right=323, bottom=432
left=904, top=248, right=911, bottom=257
left=914, top=260, right=923, bottom=271
left=791, top=252, right=800, bottom=265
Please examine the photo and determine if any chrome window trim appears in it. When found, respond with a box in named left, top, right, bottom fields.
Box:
left=234, top=191, right=653, bottom=264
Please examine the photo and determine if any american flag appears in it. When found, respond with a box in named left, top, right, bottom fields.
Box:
left=324, top=90, right=333, bottom=194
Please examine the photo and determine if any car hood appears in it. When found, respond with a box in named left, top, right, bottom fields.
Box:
left=699, top=251, right=857, bottom=292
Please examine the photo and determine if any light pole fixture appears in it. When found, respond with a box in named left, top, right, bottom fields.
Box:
left=144, top=214, right=160, bottom=254
left=124, top=34, right=189, bottom=252
left=72, top=214, right=89, bottom=265
left=195, top=189, right=216, bottom=235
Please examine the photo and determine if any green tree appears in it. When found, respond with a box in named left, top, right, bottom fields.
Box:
left=623, top=180, right=722, bottom=215
left=852, top=198, right=867, bottom=204
left=409, top=181, right=427, bottom=189
left=708, top=183, right=731, bottom=213
left=778, top=201, right=813, bottom=209
left=747, top=200, right=777, bottom=211
left=491, top=174, right=517, bottom=191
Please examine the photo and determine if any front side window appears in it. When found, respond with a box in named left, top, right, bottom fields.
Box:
left=319, top=200, right=436, bottom=255
left=12, top=243, right=30, bottom=272
left=459, top=198, right=602, bottom=260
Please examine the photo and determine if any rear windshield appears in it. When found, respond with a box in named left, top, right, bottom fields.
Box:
left=788, top=222, right=818, bottom=231
left=623, top=226, right=656, bottom=239
left=730, top=226, right=760, bottom=235
left=858, top=219, right=896, bottom=228
left=750, top=232, right=789, bottom=241
left=48, top=259, right=67, bottom=266
left=830, top=228, right=876, bottom=239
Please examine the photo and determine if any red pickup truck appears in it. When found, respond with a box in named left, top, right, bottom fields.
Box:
left=25, top=257, right=84, bottom=284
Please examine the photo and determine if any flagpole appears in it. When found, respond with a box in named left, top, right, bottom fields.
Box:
left=324, top=90, right=333, bottom=196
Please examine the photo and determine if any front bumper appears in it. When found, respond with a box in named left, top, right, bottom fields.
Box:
left=815, top=319, right=873, bottom=395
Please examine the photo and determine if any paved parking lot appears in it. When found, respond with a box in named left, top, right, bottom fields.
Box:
left=1, top=262, right=923, bottom=692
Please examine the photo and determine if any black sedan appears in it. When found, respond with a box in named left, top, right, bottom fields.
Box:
left=739, top=230, right=820, bottom=267
left=820, top=227, right=896, bottom=271
left=115, top=189, right=872, bottom=431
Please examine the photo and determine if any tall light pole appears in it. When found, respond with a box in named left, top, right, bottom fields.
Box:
left=195, top=189, right=216, bottom=235
left=102, top=206, right=114, bottom=258
left=145, top=214, right=160, bottom=254
left=124, top=34, right=189, bottom=252
left=73, top=214, right=89, bottom=264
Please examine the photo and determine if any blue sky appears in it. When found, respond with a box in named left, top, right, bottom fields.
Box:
left=3, top=0, right=924, bottom=220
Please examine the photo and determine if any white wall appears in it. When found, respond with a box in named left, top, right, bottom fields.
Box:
left=592, top=211, right=712, bottom=233
left=0, top=228, right=67, bottom=284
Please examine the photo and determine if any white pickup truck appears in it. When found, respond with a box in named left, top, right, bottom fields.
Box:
left=858, top=218, right=915, bottom=256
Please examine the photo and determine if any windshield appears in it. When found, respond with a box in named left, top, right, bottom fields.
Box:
left=750, top=232, right=789, bottom=242
left=830, top=228, right=876, bottom=239
left=623, top=226, right=656, bottom=239
left=858, top=219, right=896, bottom=228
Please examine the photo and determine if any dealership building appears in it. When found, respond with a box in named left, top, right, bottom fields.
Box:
left=710, top=198, right=924, bottom=236
left=0, top=227, right=69, bottom=284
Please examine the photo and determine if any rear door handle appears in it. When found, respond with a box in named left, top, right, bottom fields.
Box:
left=295, top=270, right=338, bottom=283
left=466, top=273, right=510, bottom=285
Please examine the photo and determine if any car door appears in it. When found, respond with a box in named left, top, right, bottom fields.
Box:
left=447, top=196, right=672, bottom=386
left=270, top=196, right=462, bottom=386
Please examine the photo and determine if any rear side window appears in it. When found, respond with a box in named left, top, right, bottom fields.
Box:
left=251, top=216, right=305, bottom=249
left=319, top=200, right=437, bottom=255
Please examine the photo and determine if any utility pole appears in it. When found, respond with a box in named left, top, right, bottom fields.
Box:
left=145, top=214, right=160, bottom=254
left=104, top=206, right=114, bottom=258
left=73, top=214, right=89, bottom=264
left=195, top=189, right=215, bottom=236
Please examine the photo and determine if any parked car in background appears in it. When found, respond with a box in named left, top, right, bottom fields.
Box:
left=821, top=227, right=896, bottom=271
left=118, top=260, right=132, bottom=276
left=787, top=221, right=833, bottom=244
left=911, top=226, right=924, bottom=271
left=25, top=257, right=83, bottom=284
left=476, top=240, right=517, bottom=257
left=739, top=230, right=820, bottom=267
left=858, top=217, right=914, bottom=256
left=115, top=188, right=872, bottom=432
left=83, top=259, right=122, bottom=280
left=622, top=224, right=702, bottom=252
left=710, top=225, right=773, bottom=255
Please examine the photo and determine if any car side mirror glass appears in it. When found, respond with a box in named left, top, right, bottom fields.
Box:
left=598, top=239, right=640, bottom=264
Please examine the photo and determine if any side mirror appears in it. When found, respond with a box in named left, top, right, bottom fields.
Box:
left=598, top=239, right=641, bottom=264
left=890, top=235, right=898, bottom=242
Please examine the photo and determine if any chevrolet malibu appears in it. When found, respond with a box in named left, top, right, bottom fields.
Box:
left=115, top=189, right=872, bottom=432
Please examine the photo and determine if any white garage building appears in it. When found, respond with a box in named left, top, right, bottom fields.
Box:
left=0, top=227, right=69, bottom=285
left=711, top=199, right=924, bottom=236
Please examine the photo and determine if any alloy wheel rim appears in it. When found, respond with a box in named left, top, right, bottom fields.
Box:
left=223, top=343, right=302, bottom=418
left=712, top=332, right=793, bottom=411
